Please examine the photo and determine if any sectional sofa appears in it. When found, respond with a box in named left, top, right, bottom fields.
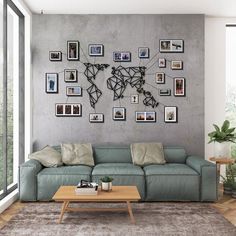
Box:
left=19, top=145, right=217, bottom=201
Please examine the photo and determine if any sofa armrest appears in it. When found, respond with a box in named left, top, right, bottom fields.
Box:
left=19, top=159, right=43, bottom=201
left=186, top=156, right=217, bottom=201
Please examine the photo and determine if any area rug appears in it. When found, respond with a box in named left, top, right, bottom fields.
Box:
left=0, top=202, right=235, bottom=236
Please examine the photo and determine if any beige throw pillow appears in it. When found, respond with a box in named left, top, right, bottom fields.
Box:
left=29, top=146, right=63, bottom=167
left=130, top=142, right=166, bottom=166
left=61, top=143, right=94, bottom=166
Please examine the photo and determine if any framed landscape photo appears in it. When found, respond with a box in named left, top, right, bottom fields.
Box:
left=55, top=103, right=82, bottom=117
left=136, top=111, right=156, bottom=123
left=113, top=52, right=131, bottom=62
left=131, top=94, right=139, bottom=104
left=113, top=107, right=126, bottom=121
left=160, top=39, right=184, bottom=53
left=156, top=72, right=165, bottom=84
left=89, top=44, right=104, bottom=57
left=171, top=60, right=183, bottom=70
left=138, top=47, right=149, bottom=59
left=89, top=113, right=104, bottom=123
left=158, top=58, right=166, bottom=68
left=64, top=69, right=77, bottom=82
left=174, top=78, right=185, bottom=97
left=49, top=51, right=62, bottom=61
left=164, top=106, right=178, bottom=123
left=67, top=41, right=79, bottom=61
left=66, top=86, right=82, bottom=96
left=159, top=89, right=171, bottom=96
left=45, top=73, right=58, bottom=93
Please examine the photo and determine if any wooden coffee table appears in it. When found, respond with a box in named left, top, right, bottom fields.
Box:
left=52, top=186, right=141, bottom=224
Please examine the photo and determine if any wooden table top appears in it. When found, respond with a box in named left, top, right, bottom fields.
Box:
left=52, top=186, right=141, bottom=202
left=209, top=157, right=235, bottom=164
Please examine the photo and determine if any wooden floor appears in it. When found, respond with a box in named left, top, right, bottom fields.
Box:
left=0, top=192, right=236, bottom=230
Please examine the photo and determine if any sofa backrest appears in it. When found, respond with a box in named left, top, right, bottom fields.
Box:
left=163, top=147, right=187, bottom=163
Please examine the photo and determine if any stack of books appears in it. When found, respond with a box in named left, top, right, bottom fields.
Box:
left=75, top=180, right=98, bottom=195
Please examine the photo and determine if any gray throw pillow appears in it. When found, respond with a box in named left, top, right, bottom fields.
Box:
left=61, top=143, right=94, bottom=166
left=29, top=146, right=63, bottom=167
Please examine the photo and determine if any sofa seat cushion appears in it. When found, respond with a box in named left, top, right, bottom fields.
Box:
left=92, top=163, right=145, bottom=200
left=37, top=166, right=92, bottom=200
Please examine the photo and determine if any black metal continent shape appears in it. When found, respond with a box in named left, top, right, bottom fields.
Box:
left=107, top=66, right=159, bottom=108
left=83, top=63, right=110, bottom=108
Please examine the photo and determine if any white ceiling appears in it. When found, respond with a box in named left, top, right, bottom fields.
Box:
left=23, top=0, right=236, bottom=17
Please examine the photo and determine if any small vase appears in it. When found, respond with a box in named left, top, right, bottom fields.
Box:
left=214, top=142, right=231, bottom=158
left=101, top=182, right=112, bottom=192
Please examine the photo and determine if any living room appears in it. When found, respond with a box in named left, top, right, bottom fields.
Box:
left=0, top=0, right=236, bottom=235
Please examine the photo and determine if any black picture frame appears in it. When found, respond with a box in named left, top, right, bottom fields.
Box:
left=171, top=60, right=183, bottom=70
left=159, top=89, right=171, bottom=96
left=49, top=51, right=62, bottom=61
left=164, top=106, right=178, bottom=123
left=174, top=78, right=185, bottom=97
left=89, top=113, right=104, bottom=123
left=158, top=58, right=166, bottom=68
left=88, top=44, right=104, bottom=57
left=55, top=103, right=82, bottom=117
left=64, top=69, right=78, bottom=83
left=138, top=47, right=149, bottom=59
left=45, top=73, right=58, bottom=93
left=135, top=111, right=156, bottom=123
left=159, top=39, right=184, bottom=53
left=156, top=72, right=165, bottom=84
left=113, top=52, right=131, bottom=62
left=112, top=107, right=126, bottom=121
left=66, top=86, right=82, bottom=96
left=67, top=41, right=80, bottom=61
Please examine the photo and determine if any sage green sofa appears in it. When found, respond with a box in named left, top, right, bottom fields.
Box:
left=19, top=145, right=217, bottom=202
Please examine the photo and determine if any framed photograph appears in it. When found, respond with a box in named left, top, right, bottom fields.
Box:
left=135, top=111, right=156, bottom=123
left=156, top=72, right=165, bottom=84
left=64, top=69, right=77, bottom=82
left=164, top=106, right=178, bottom=123
left=131, top=94, right=139, bottom=104
left=171, top=60, right=183, bottom=70
left=67, top=41, right=79, bottom=61
left=174, top=78, right=185, bottom=97
left=89, top=44, right=104, bottom=56
left=49, top=51, right=62, bottom=61
left=45, top=73, right=58, bottom=93
left=89, top=113, right=104, bottom=123
left=113, top=107, right=126, bottom=121
left=66, top=86, right=82, bottom=96
left=113, top=52, right=131, bottom=62
left=160, top=39, right=184, bottom=53
left=55, top=103, right=82, bottom=117
left=158, top=58, right=166, bottom=68
left=159, top=89, right=171, bottom=96
left=138, top=47, right=149, bottom=58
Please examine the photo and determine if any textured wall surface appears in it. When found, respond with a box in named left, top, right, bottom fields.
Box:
left=32, top=14, right=204, bottom=156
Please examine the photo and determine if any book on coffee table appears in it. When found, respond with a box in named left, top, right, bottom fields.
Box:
left=75, top=180, right=98, bottom=195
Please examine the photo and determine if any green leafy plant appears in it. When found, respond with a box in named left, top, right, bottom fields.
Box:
left=100, top=176, right=113, bottom=183
left=221, top=164, right=236, bottom=188
left=208, top=120, right=236, bottom=143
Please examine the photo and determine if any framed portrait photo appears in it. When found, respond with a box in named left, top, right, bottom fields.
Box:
left=174, top=77, right=185, bottom=97
left=49, top=51, right=62, bottom=61
left=156, top=72, right=165, bottom=84
left=89, top=113, right=104, bottom=123
left=171, top=60, right=183, bottom=70
left=55, top=103, right=82, bottom=117
left=113, top=52, right=131, bottom=62
left=158, top=58, right=166, bottom=68
left=67, top=41, right=80, bottom=61
left=113, top=107, right=126, bottom=121
left=135, top=111, right=156, bottom=123
left=89, top=44, right=104, bottom=56
left=138, top=47, right=149, bottom=59
left=164, top=106, right=178, bottom=123
left=64, top=69, right=77, bottom=82
left=66, top=86, right=82, bottom=96
left=45, top=73, right=58, bottom=93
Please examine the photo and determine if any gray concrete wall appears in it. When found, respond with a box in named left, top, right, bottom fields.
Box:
left=32, top=14, right=204, bottom=156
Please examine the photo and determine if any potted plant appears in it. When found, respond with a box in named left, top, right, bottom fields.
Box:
left=221, top=175, right=233, bottom=195
left=100, top=176, right=113, bottom=192
left=208, top=120, right=236, bottom=158
left=232, top=182, right=236, bottom=198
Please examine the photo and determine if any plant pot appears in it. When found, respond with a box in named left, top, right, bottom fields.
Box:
left=214, top=142, right=231, bottom=158
left=223, top=185, right=232, bottom=195
left=101, top=182, right=112, bottom=192
left=232, top=189, right=236, bottom=198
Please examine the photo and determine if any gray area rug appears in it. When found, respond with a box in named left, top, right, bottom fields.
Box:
left=0, top=202, right=235, bottom=236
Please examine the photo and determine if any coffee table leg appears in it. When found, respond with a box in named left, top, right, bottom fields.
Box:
left=127, top=201, right=135, bottom=224
left=58, top=201, right=69, bottom=224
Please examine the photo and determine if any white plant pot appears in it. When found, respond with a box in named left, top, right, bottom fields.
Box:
left=214, top=142, right=231, bottom=158
left=101, top=182, right=112, bottom=191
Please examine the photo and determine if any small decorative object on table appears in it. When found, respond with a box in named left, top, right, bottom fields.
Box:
left=100, top=176, right=113, bottom=192
left=75, top=180, right=98, bottom=195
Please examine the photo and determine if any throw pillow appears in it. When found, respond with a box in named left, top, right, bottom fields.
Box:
left=29, top=146, right=63, bottom=167
left=61, top=143, right=94, bottom=166
left=130, top=142, right=166, bottom=166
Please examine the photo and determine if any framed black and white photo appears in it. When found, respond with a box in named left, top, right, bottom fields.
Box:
left=171, top=60, right=183, bottom=70
left=49, top=51, right=62, bottom=61
left=113, top=107, right=126, bottom=120
left=158, top=58, right=166, bottom=68
left=89, top=44, right=104, bottom=56
left=138, top=47, right=149, bottom=58
left=45, top=73, right=58, bottom=93
left=164, top=106, right=178, bottom=123
left=64, top=69, right=77, bottom=82
left=67, top=41, right=79, bottom=60
left=89, top=113, right=104, bottom=123
left=113, top=52, right=131, bottom=62
left=135, top=111, right=156, bottom=123
left=66, top=86, right=82, bottom=96
left=174, top=77, right=185, bottom=97
left=160, top=39, right=184, bottom=53
left=131, top=94, right=139, bottom=104
left=159, top=89, right=171, bottom=96
left=55, top=103, right=82, bottom=117
left=156, top=72, right=165, bottom=84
